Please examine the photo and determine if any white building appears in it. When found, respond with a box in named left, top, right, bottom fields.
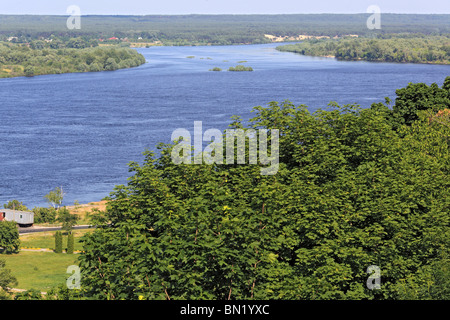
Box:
left=0, top=209, right=34, bottom=227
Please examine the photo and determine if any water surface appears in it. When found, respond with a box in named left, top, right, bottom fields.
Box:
left=1, top=43, right=449, bottom=207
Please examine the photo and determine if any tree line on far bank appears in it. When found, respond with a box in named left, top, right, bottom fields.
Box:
left=277, top=35, right=450, bottom=64
left=0, top=42, right=146, bottom=78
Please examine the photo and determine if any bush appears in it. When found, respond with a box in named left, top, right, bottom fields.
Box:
left=24, top=66, right=35, bottom=77
left=0, top=259, right=17, bottom=300
left=32, top=207, right=57, bottom=224
left=0, top=221, right=20, bottom=254
left=89, top=63, right=102, bottom=72
left=13, top=288, right=44, bottom=300
left=67, top=233, right=74, bottom=254
left=54, top=231, right=62, bottom=254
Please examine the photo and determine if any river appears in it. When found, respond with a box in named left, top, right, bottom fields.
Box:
left=1, top=43, right=449, bottom=207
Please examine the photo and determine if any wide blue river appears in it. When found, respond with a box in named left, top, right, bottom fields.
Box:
left=1, top=43, right=449, bottom=208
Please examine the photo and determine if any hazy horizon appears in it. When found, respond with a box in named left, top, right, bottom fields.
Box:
left=1, top=0, right=449, bottom=15
left=1, top=12, right=450, bottom=16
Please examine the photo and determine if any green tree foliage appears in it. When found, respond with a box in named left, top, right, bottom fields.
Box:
left=0, top=259, right=18, bottom=300
left=392, top=78, right=450, bottom=126
left=370, top=76, right=450, bottom=129
left=104, top=57, right=119, bottom=71
left=57, top=208, right=79, bottom=233
left=24, top=66, right=35, bottom=77
left=32, top=207, right=57, bottom=224
left=0, top=221, right=20, bottom=254
left=67, top=233, right=74, bottom=254
left=44, top=187, right=65, bottom=209
left=13, top=288, right=44, bottom=300
left=277, top=36, right=450, bottom=64
left=12, top=284, right=82, bottom=300
left=78, top=79, right=449, bottom=300
left=3, top=200, right=28, bottom=211
left=54, top=231, right=63, bottom=254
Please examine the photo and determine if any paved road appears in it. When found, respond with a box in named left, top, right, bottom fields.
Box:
left=19, top=225, right=94, bottom=234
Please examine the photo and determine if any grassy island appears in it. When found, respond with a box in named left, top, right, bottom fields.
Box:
left=228, top=65, right=253, bottom=71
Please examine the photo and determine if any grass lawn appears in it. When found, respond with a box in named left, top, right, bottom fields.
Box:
left=1, top=251, right=79, bottom=291
left=20, top=229, right=93, bottom=251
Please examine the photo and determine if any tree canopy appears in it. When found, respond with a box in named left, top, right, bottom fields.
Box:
left=77, top=77, right=450, bottom=300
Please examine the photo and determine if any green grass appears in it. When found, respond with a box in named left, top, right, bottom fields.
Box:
left=1, top=251, right=79, bottom=291
left=20, top=229, right=93, bottom=251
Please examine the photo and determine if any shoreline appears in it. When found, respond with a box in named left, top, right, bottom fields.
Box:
left=278, top=50, right=450, bottom=65
left=0, top=63, right=146, bottom=80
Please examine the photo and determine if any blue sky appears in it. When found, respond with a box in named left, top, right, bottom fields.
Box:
left=0, top=0, right=449, bottom=15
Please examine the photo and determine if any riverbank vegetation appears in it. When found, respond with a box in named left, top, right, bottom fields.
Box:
left=277, top=35, right=450, bottom=64
left=0, top=42, right=146, bottom=78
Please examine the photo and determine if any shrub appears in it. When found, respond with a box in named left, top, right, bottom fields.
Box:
left=54, top=231, right=63, bottom=254
left=24, top=66, right=35, bottom=77
left=0, top=221, right=20, bottom=254
left=0, top=259, right=18, bottom=299
left=67, top=233, right=74, bottom=254
left=32, top=207, right=57, bottom=224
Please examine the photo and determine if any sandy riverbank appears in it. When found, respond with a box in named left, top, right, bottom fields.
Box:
left=65, top=200, right=107, bottom=217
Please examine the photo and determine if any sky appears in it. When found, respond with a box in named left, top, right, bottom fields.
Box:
left=0, top=0, right=449, bottom=15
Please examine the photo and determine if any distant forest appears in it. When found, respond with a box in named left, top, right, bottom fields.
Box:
left=277, top=35, right=450, bottom=64
left=1, top=14, right=450, bottom=45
